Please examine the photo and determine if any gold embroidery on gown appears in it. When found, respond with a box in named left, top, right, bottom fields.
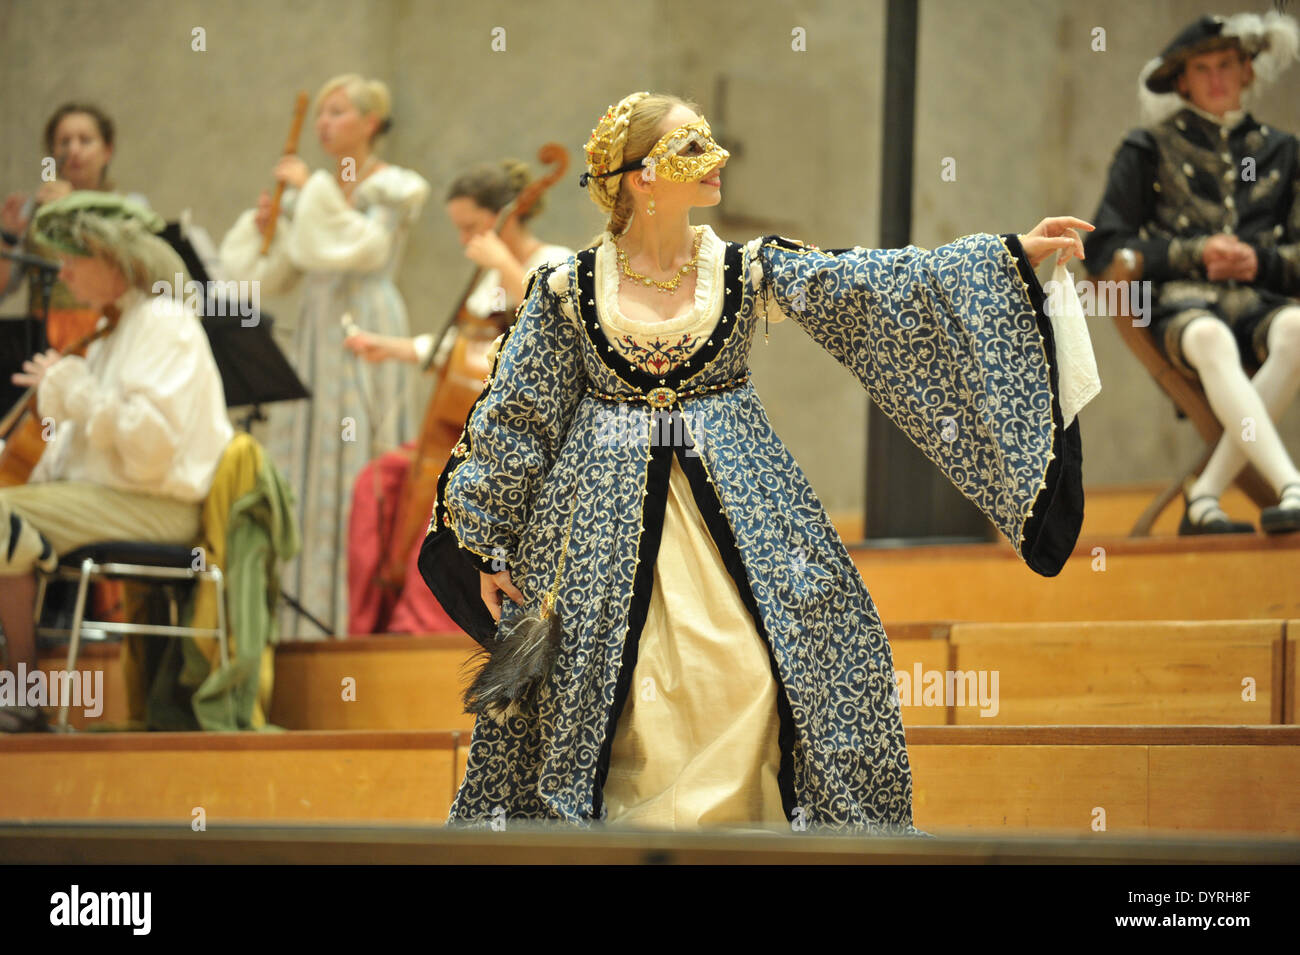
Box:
left=595, top=227, right=787, bottom=830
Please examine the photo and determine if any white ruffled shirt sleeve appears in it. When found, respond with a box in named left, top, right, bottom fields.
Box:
left=218, top=188, right=301, bottom=293
left=33, top=289, right=233, bottom=501
left=286, top=167, right=430, bottom=273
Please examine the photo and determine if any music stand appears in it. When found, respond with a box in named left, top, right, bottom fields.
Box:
left=158, top=221, right=310, bottom=429
left=0, top=246, right=59, bottom=408
left=159, top=222, right=209, bottom=286
left=0, top=316, right=45, bottom=410
left=201, top=313, right=309, bottom=431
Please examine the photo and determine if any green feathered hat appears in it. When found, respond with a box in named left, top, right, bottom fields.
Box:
left=30, top=191, right=165, bottom=257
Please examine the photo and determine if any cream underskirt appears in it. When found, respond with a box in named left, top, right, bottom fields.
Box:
left=602, top=454, right=787, bottom=830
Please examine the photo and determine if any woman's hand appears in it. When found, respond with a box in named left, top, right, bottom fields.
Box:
left=273, top=155, right=310, bottom=190
left=11, top=349, right=61, bottom=390
left=34, top=180, right=73, bottom=206
left=480, top=569, right=525, bottom=623
left=344, top=330, right=418, bottom=364
left=1019, top=216, right=1094, bottom=269
left=2, top=193, right=29, bottom=237
left=253, top=190, right=274, bottom=233
left=465, top=231, right=514, bottom=272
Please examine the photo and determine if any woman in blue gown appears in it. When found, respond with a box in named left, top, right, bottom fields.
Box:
left=421, top=91, right=1093, bottom=833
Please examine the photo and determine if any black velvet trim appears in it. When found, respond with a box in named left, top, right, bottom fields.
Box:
left=760, top=235, right=818, bottom=252
left=418, top=529, right=497, bottom=648
left=7, top=513, right=21, bottom=562
left=671, top=443, right=798, bottom=821
left=415, top=274, right=552, bottom=652
left=1000, top=233, right=1084, bottom=577
left=576, top=242, right=745, bottom=393
left=590, top=441, right=674, bottom=821
left=418, top=420, right=506, bottom=649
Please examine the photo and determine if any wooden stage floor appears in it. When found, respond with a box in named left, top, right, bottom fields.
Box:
left=3, top=821, right=1299, bottom=865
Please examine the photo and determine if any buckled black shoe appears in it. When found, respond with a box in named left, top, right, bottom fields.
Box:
left=1178, top=493, right=1255, bottom=536
left=1260, top=483, right=1300, bottom=535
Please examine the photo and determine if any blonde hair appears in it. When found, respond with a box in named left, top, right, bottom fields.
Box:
left=583, top=92, right=702, bottom=244
left=447, top=159, right=540, bottom=222
left=315, top=73, right=393, bottom=142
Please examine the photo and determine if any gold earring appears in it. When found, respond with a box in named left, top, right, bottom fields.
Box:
left=647, top=194, right=655, bottom=216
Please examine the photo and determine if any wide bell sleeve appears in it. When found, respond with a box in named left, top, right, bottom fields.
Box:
left=751, top=232, right=1084, bottom=577
left=418, top=261, right=586, bottom=646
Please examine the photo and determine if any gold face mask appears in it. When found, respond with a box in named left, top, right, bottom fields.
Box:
left=641, top=120, right=730, bottom=183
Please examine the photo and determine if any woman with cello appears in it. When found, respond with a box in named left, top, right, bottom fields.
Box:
left=0, top=194, right=232, bottom=732
left=343, top=157, right=572, bottom=635
left=219, top=74, right=430, bottom=638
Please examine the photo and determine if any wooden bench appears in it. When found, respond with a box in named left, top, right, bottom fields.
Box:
left=6, top=725, right=1294, bottom=835
left=852, top=534, right=1300, bottom=623
left=36, top=614, right=1299, bottom=730
left=909, top=725, right=1300, bottom=834
left=945, top=620, right=1287, bottom=725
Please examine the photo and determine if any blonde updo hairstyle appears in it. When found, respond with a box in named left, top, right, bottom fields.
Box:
left=583, top=91, right=702, bottom=243
left=315, top=73, right=393, bottom=143
left=446, top=159, right=539, bottom=222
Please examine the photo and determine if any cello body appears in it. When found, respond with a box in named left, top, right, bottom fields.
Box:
left=0, top=413, right=49, bottom=488
left=379, top=314, right=503, bottom=594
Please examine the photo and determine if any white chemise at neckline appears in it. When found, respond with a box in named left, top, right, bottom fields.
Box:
left=595, top=225, right=726, bottom=334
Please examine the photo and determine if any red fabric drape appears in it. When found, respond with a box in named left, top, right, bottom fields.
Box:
left=348, top=443, right=460, bottom=636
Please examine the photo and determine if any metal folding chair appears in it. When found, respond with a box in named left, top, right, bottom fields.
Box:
left=35, top=541, right=229, bottom=730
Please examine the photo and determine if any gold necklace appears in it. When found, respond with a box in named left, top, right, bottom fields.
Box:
left=615, top=227, right=703, bottom=294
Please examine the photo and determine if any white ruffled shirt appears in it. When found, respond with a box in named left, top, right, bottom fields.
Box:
left=31, top=286, right=233, bottom=501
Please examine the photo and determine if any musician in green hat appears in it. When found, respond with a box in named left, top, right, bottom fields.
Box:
left=0, top=193, right=232, bottom=732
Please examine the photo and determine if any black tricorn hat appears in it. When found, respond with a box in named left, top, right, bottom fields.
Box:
left=1137, top=12, right=1299, bottom=123
left=1142, top=12, right=1295, bottom=93
left=1145, top=15, right=1251, bottom=93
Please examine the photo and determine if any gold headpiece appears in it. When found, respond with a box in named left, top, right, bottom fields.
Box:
left=581, top=91, right=651, bottom=214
